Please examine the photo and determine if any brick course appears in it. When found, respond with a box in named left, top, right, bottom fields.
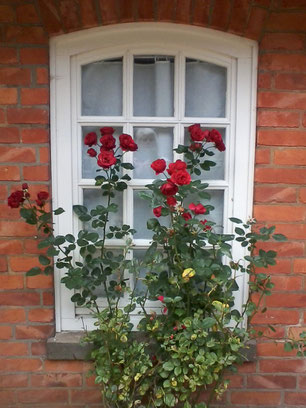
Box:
left=0, top=0, right=305, bottom=406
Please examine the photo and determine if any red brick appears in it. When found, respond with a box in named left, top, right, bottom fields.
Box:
left=175, top=0, right=192, bottom=24
left=0, top=308, right=26, bottom=323
left=270, top=275, right=302, bottom=291
left=231, top=391, right=281, bottom=405
left=257, top=342, right=296, bottom=357
left=7, top=108, right=48, bottom=124
left=258, top=72, right=272, bottom=89
left=0, top=256, right=7, bottom=272
left=23, top=165, right=49, bottom=181
left=252, top=310, right=299, bottom=325
left=31, top=341, right=47, bottom=356
left=254, top=205, right=305, bottom=222
left=255, top=148, right=270, bottom=164
left=294, top=259, right=306, bottom=273
left=257, top=111, right=300, bottom=128
left=0, top=146, right=36, bottom=163
left=0, top=166, right=20, bottom=181
left=285, top=393, right=306, bottom=405
left=59, top=0, right=80, bottom=31
left=253, top=0, right=270, bottom=6
left=0, top=204, right=19, bottom=220
left=28, top=308, right=54, bottom=323
left=0, top=221, right=36, bottom=237
left=0, top=275, right=23, bottom=289
left=258, top=129, right=306, bottom=147
left=79, top=0, right=98, bottom=27
left=10, top=256, right=40, bottom=272
left=38, top=0, right=63, bottom=35
left=39, top=146, right=49, bottom=163
left=256, top=241, right=304, bottom=257
left=267, top=12, right=306, bottom=32
left=36, top=67, right=49, bottom=84
left=20, top=48, right=48, bottom=65
left=0, top=239, right=23, bottom=255
left=23, top=237, right=49, bottom=255
left=254, top=187, right=296, bottom=203
left=138, top=0, right=154, bottom=21
left=304, top=113, right=306, bottom=127
left=27, top=274, right=53, bottom=289
left=31, top=373, right=82, bottom=387
left=260, top=53, right=306, bottom=72
left=228, top=0, right=250, bottom=34
left=248, top=375, right=296, bottom=389
left=118, top=0, right=135, bottom=22
left=0, top=292, right=40, bottom=306
left=266, top=293, right=306, bottom=308
left=21, top=128, right=49, bottom=143
left=258, top=92, right=306, bottom=110
left=0, top=326, right=12, bottom=339
left=16, top=3, right=39, bottom=23
left=225, top=374, right=243, bottom=389
left=0, top=342, right=28, bottom=356
left=0, top=48, right=18, bottom=64
left=0, top=88, right=18, bottom=105
left=71, top=389, right=102, bottom=404
left=211, top=0, right=231, bottom=30
left=0, top=5, right=14, bottom=23
left=299, top=188, right=306, bottom=203
left=288, top=326, right=306, bottom=340
left=4, top=26, right=48, bottom=44
left=0, top=185, right=8, bottom=200
left=0, top=358, right=42, bottom=372
left=273, top=223, right=306, bottom=240
left=99, top=0, right=118, bottom=24
left=261, top=33, right=305, bottom=50
left=245, top=7, right=268, bottom=40
left=299, top=376, right=306, bottom=389
left=0, top=390, right=15, bottom=405
left=0, top=68, right=30, bottom=86
left=274, top=148, right=306, bottom=165
left=17, top=389, right=68, bottom=404
left=0, top=127, right=20, bottom=144
left=0, top=109, right=5, bottom=123
left=21, top=88, right=49, bottom=105
left=192, top=0, right=209, bottom=26
left=275, top=73, right=306, bottom=91
left=0, top=374, right=28, bottom=388
left=255, top=168, right=306, bottom=184
left=43, top=291, right=54, bottom=305
left=16, top=325, right=54, bottom=340
left=44, top=360, right=89, bottom=372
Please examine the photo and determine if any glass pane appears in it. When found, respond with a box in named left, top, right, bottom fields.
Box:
left=184, top=190, right=224, bottom=232
left=93, top=249, right=123, bottom=297
left=81, top=58, right=123, bottom=116
left=185, top=58, right=226, bottom=118
left=83, top=188, right=123, bottom=232
left=134, top=56, right=174, bottom=117
left=133, top=127, right=173, bottom=179
left=133, top=190, right=170, bottom=239
left=184, top=127, right=226, bottom=180
left=82, top=126, right=123, bottom=179
left=132, top=249, right=147, bottom=296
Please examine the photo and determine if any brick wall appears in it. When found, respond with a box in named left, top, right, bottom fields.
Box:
left=0, top=0, right=305, bottom=406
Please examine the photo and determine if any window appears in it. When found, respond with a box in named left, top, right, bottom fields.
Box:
left=50, top=23, right=258, bottom=331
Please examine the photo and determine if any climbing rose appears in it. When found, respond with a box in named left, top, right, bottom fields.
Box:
left=157, top=295, right=164, bottom=302
left=87, top=148, right=97, bottom=157
left=189, top=203, right=206, bottom=215
left=189, top=143, right=202, bottom=151
left=100, top=127, right=114, bottom=135
left=97, top=150, right=117, bottom=168
left=166, top=196, right=177, bottom=207
left=207, top=129, right=226, bottom=152
left=170, top=170, right=191, bottom=186
left=151, top=159, right=166, bottom=175
left=119, top=134, right=138, bottom=151
left=160, top=180, right=178, bottom=196
left=188, top=124, right=206, bottom=142
left=182, top=212, right=192, bottom=221
left=200, top=219, right=212, bottom=231
left=167, top=159, right=187, bottom=176
left=8, top=190, right=24, bottom=208
left=100, top=134, right=116, bottom=150
left=36, top=191, right=49, bottom=207
left=84, top=132, right=97, bottom=147
left=153, top=206, right=163, bottom=217
left=22, top=183, right=28, bottom=190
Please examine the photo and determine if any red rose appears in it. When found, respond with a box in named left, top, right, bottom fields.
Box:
left=182, top=212, right=192, bottom=221
left=100, top=127, right=114, bottom=135
left=84, top=132, right=97, bottom=147
left=166, top=196, right=177, bottom=207
left=87, top=148, right=97, bottom=157
left=189, top=203, right=206, bottom=215
left=157, top=295, right=164, bottom=302
left=8, top=190, right=24, bottom=208
left=22, top=183, right=28, bottom=190
left=97, top=150, right=117, bottom=169
left=207, top=129, right=226, bottom=152
left=170, top=170, right=191, bottom=186
left=37, top=191, right=49, bottom=201
left=167, top=160, right=187, bottom=176
left=160, top=180, right=178, bottom=196
left=200, top=219, right=212, bottom=231
left=189, top=143, right=202, bottom=152
left=100, top=134, right=116, bottom=150
left=151, top=159, right=166, bottom=175
left=119, top=134, right=138, bottom=151
left=188, top=124, right=206, bottom=142
left=153, top=206, right=163, bottom=217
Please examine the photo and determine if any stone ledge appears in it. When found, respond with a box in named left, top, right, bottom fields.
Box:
left=47, top=332, right=257, bottom=362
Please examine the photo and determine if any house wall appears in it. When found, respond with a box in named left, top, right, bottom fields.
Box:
left=0, top=0, right=305, bottom=406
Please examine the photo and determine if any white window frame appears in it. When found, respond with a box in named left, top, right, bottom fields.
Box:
left=50, top=23, right=258, bottom=332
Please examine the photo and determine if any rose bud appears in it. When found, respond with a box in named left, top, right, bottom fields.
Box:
left=160, top=180, right=178, bottom=196
left=84, top=131, right=97, bottom=146
left=22, top=183, right=28, bottom=190
left=87, top=148, right=97, bottom=157
left=151, top=159, right=166, bottom=175
left=157, top=295, right=164, bottom=302
left=153, top=206, right=163, bottom=217
left=166, top=196, right=177, bottom=207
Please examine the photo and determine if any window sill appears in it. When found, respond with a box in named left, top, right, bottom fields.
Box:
left=47, top=332, right=257, bottom=362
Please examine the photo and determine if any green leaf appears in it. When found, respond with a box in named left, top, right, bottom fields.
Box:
left=164, top=393, right=176, bottom=407
left=284, top=342, right=293, bottom=352
left=235, top=227, right=245, bottom=236
left=54, top=236, right=65, bottom=246
left=121, top=162, right=134, bottom=170
left=73, top=205, right=88, bottom=216
left=54, top=207, right=65, bottom=215
left=65, top=234, right=75, bottom=243
left=202, top=317, right=216, bottom=329
left=162, top=362, right=174, bottom=371
left=86, top=232, right=99, bottom=242
left=229, top=217, right=243, bottom=224
left=26, top=267, right=41, bottom=276
left=39, top=254, right=50, bottom=266
left=272, top=234, right=287, bottom=242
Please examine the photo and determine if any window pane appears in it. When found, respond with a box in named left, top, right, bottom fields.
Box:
left=83, top=188, right=123, bottom=232
left=184, top=190, right=224, bottom=232
left=185, top=58, right=226, bottom=118
left=133, top=190, right=170, bottom=239
left=133, top=127, right=173, bottom=179
left=132, top=249, right=147, bottom=296
left=93, top=249, right=123, bottom=297
left=133, top=56, right=174, bottom=117
left=81, top=58, right=123, bottom=116
left=81, top=126, right=123, bottom=179
left=184, top=127, right=226, bottom=180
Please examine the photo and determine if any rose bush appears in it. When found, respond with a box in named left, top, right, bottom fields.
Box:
left=9, top=124, right=304, bottom=408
